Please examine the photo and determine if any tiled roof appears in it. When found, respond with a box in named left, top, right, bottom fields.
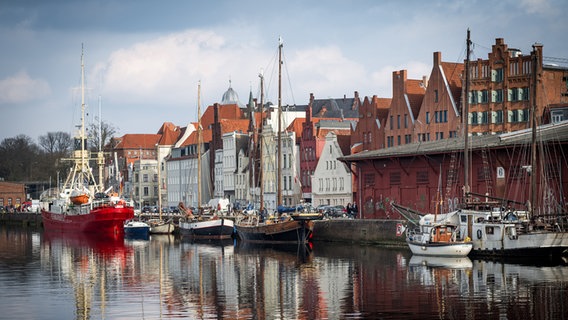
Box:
left=311, top=97, right=359, bottom=119
left=440, top=61, right=464, bottom=108
left=373, top=96, right=392, bottom=121
left=341, top=121, right=568, bottom=161
left=286, top=117, right=305, bottom=143
left=158, top=122, right=182, bottom=145
left=316, top=127, right=351, bottom=139
left=406, top=79, right=425, bottom=119
left=179, top=128, right=213, bottom=147
left=114, top=134, right=161, bottom=149
left=220, top=119, right=249, bottom=135
left=201, top=104, right=245, bottom=129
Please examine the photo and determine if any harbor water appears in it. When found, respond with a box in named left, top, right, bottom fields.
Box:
left=0, top=225, right=567, bottom=319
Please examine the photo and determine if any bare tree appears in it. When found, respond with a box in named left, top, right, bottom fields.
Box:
left=38, top=132, right=71, bottom=155
left=87, top=121, right=117, bottom=151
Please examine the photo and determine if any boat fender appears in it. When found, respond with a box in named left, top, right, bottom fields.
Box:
left=477, top=229, right=482, bottom=239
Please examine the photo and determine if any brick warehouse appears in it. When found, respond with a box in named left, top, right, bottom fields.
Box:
left=342, top=38, right=568, bottom=219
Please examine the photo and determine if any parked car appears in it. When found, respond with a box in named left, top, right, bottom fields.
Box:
left=324, top=205, right=347, bottom=218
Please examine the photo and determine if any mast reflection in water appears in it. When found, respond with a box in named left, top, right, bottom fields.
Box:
left=0, top=225, right=567, bottom=319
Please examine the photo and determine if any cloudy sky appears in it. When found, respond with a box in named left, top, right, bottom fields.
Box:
left=1, top=0, right=566, bottom=142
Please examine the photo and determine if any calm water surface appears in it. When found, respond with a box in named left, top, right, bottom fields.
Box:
left=0, top=225, right=567, bottom=320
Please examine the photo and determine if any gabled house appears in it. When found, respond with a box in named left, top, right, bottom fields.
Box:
left=351, top=95, right=391, bottom=153
left=299, top=92, right=360, bottom=203
left=384, top=70, right=425, bottom=147
left=413, top=52, right=463, bottom=142
left=312, top=132, right=352, bottom=208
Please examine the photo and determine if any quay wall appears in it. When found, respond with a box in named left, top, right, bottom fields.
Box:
left=0, top=213, right=408, bottom=247
left=312, top=219, right=406, bottom=246
left=0, top=212, right=42, bottom=228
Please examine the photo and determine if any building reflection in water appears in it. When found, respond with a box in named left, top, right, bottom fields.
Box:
left=0, top=226, right=561, bottom=319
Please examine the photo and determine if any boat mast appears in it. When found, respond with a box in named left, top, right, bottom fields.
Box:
left=97, top=96, right=104, bottom=192
left=463, top=29, right=471, bottom=201
left=277, top=37, right=283, bottom=208
left=530, top=44, right=539, bottom=217
left=157, top=142, right=162, bottom=219
left=197, top=81, right=202, bottom=213
left=259, top=72, right=265, bottom=212
left=79, top=44, right=88, bottom=190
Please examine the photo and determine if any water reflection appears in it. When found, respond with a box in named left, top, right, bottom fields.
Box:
left=0, top=226, right=567, bottom=319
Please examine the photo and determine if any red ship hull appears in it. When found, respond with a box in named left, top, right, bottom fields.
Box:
left=41, top=205, right=134, bottom=235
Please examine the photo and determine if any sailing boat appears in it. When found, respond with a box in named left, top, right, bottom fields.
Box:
left=235, top=38, right=322, bottom=244
left=395, top=29, right=568, bottom=257
left=405, top=166, right=473, bottom=257
left=148, top=146, right=175, bottom=234
left=41, top=46, right=134, bottom=234
left=178, top=81, right=235, bottom=239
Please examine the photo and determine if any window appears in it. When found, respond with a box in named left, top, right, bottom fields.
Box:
left=416, top=171, right=429, bottom=184
left=404, top=114, right=408, bottom=128
left=143, top=174, right=148, bottom=183
left=426, top=112, right=430, bottom=124
left=364, top=173, right=375, bottom=186
left=390, top=172, right=401, bottom=185
left=495, top=89, right=503, bottom=103
left=481, top=90, right=489, bottom=103
left=397, top=115, right=401, bottom=129
left=434, top=89, right=439, bottom=102
left=143, top=187, right=149, bottom=196
left=494, top=110, right=503, bottom=124
left=390, top=116, right=393, bottom=129
left=509, top=88, right=518, bottom=102
left=481, top=111, right=488, bottom=124
left=522, top=87, right=530, bottom=101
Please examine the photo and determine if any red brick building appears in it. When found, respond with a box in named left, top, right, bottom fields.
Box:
left=384, top=70, right=425, bottom=147
left=342, top=38, right=568, bottom=219
left=0, top=182, right=26, bottom=210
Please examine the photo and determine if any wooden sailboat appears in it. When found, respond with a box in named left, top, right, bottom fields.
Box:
left=41, top=46, right=134, bottom=234
left=235, top=38, right=322, bottom=244
left=148, top=147, right=175, bottom=234
left=178, top=81, right=235, bottom=239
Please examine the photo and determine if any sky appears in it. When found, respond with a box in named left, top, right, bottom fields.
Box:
left=1, top=0, right=567, bottom=142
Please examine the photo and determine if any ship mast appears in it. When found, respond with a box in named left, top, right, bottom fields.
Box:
left=530, top=44, right=539, bottom=217
left=277, top=37, right=283, bottom=208
left=259, top=73, right=265, bottom=213
left=197, top=81, right=203, bottom=213
left=463, top=29, right=471, bottom=201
